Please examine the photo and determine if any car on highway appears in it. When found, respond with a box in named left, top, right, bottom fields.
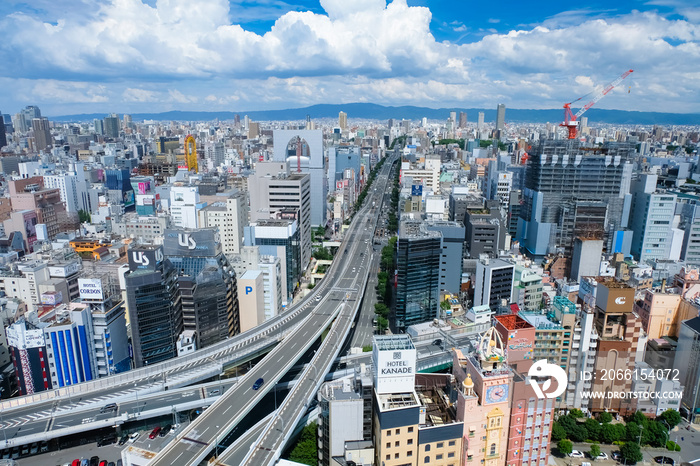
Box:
left=315, top=295, right=321, bottom=301
left=128, top=432, right=140, bottom=443
left=253, top=378, right=264, bottom=390
left=654, top=456, right=675, bottom=465
left=149, top=427, right=161, bottom=439
left=595, top=452, right=609, bottom=461
left=569, top=450, right=585, bottom=458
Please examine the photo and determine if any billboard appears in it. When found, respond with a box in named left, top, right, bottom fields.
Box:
left=6, top=325, right=45, bottom=350
left=123, top=189, right=135, bottom=208
left=373, top=347, right=416, bottom=395
left=128, top=246, right=164, bottom=271
left=411, top=184, right=423, bottom=196
left=163, top=228, right=221, bottom=257
left=595, top=282, right=635, bottom=313
left=41, top=291, right=63, bottom=306
left=48, top=261, right=81, bottom=278
left=137, top=181, right=151, bottom=195
left=78, top=278, right=104, bottom=301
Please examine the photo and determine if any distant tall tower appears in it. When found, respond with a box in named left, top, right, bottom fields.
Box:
left=459, top=111, right=467, bottom=128
left=338, top=111, right=347, bottom=130
left=0, top=111, right=6, bottom=149
left=477, top=112, right=485, bottom=130
left=123, top=114, right=132, bottom=129
left=103, top=113, right=120, bottom=139
left=496, top=104, right=506, bottom=131
left=32, top=117, right=52, bottom=151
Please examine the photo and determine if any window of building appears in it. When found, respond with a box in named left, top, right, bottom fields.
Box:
left=408, top=439, right=414, bottom=445
left=395, top=441, right=400, bottom=447
left=396, top=428, right=400, bottom=435
left=437, top=454, right=443, bottom=460
left=395, top=453, right=400, bottom=459
left=490, top=443, right=497, bottom=456
left=449, top=440, right=456, bottom=447
left=386, top=454, right=390, bottom=460
left=437, top=442, right=444, bottom=448
left=386, top=442, right=390, bottom=448
left=425, top=456, right=431, bottom=463
left=425, top=445, right=431, bottom=452
left=449, top=452, right=455, bottom=458
left=408, top=451, right=413, bottom=457
left=387, top=430, right=391, bottom=436
left=408, top=426, right=414, bottom=433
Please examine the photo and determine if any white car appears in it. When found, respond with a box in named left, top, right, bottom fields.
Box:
left=595, top=452, right=609, bottom=461
left=128, top=432, right=140, bottom=443
left=569, top=450, right=585, bottom=458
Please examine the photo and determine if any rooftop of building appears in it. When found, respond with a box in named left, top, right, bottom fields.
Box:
left=595, top=276, right=634, bottom=289
left=683, top=316, right=700, bottom=334
left=253, top=218, right=294, bottom=227
left=399, top=220, right=442, bottom=239
left=519, top=312, right=563, bottom=331
left=494, top=313, right=535, bottom=331
left=374, top=334, right=415, bottom=351
left=319, top=377, right=362, bottom=402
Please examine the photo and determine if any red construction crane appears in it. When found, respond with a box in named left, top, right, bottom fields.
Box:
left=561, top=69, right=633, bottom=139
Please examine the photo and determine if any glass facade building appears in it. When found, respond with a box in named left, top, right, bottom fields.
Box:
left=394, top=221, right=442, bottom=333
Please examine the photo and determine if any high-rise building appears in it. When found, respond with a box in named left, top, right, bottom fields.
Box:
left=496, top=104, right=506, bottom=131
left=679, top=201, right=700, bottom=265
left=103, top=113, right=120, bottom=139
left=394, top=221, right=442, bottom=332
left=424, top=220, right=465, bottom=294
left=570, top=237, right=604, bottom=282
left=517, top=140, right=635, bottom=257
left=93, top=118, right=104, bottom=136
left=124, top=245, right=183, bottom=368
left=459, top=111, right=467, bottom=128
left=465, top=200, right=506, bottom=258
left=32, top=117, right=52, bottom=151
left=0, top=112, right=6, bottom=149
left=237, top=270, right=265, bottom=332
left=43, top=305, right=97, bottom=388
left=629, top=173, right=678, bottom=263
left=327, top=145, right=362, bottom=191
left=198, top=190, right=248, bottom=255
left=22, top=105, right=41, bottom=122
left=474, top=258, right=514, bottom=310
left=338, top=111, right=347, bottom=130
left=244, top=219, right=301, bottom=304
left=477, top=112, right=485, bottom=130
left=674, top=316, right=700, bottom=423
left=248, top=121, right=260, bottom=139
left=169, top=186, right=202, bottom=229
left=249, top=161, right=312, bottom=267
left=271, top=129, right=326, bottom=227
left=163, top=228, right=239, bottom=348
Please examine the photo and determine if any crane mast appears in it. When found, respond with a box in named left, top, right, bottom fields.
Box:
left=561, top=69, right=633, bottom=139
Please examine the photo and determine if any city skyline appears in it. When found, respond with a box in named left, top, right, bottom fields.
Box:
left=0, top=0, right=699, bottom=115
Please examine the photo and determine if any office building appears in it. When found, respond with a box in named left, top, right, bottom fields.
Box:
left=629, top=174, right=677, bottom=263
left=496, top=104, right=506, bottom=132
left=674, top=316, right=700, bottom=423
left=634, top=290, right=682, bottom=340
left=32, top=117, right=52, bottom=151
left=245, top=219, right=301, bottom=304
left=124, top=245, right=183, bottom=368
left=474, top=258, right=514, bottom=310
left=394, top=221, right=442, bottom=332
left=328, top=145, right=362, bottom=191
left=8, top=176, right=71, bottom=241
left=271, top=129, right=326, bottom=227
left=249, top=161, right=311, bottom=267
left=477, top=112, right=485, bottom=130
left=517, top=140, right=634, bottom=257
left=317, top=369, right=373, bottom=466
left=198, top=190, right=248, bottom=254
left=338, top=111, right=347, bottom=130
left=93, top=118, right=104, bottom=136
left=570, top=237, right=603, bottom=283
left=511, top=265, right=543, bottom=311
left=679, top=202, right=700, bottom=265
left=459, top=111, right=467, bottom=129
left=103, top=113, right=120, bottom=139
left=163, top=228, right=239, bottom=348
left=424, top=220, right=465, bottom=294
left=170, top=185, right=203, bottom=229
left=465, top=200, right=506, bottom=258
left=0, top=113, right=6, bottom=149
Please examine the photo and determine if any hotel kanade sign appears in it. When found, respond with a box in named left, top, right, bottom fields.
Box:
left=374, top=347, right=417, bottom=395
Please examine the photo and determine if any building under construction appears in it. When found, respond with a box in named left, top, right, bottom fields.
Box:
left=517, top=140, right=636, bottom=258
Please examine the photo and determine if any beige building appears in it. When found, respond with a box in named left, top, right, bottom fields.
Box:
left=198, top=190, right=247, bottom=255
left=634, top=289, right=681, bottom=339
left=237, top=270, right=264, bottom=332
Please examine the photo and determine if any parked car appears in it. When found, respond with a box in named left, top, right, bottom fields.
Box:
left=149, top=427, right=161, bottom=439
left=595, top=452, right=609, bottom=461
left=159, top=425, right=172, bottom=437
left=570, top=450, right=585, bottom=458
left=654, top=456, right=675, bottom=466
left=71, top=460, right=80, bottom=466
left=118, top=435, right=129, bottom=446
left=89, top=456, right=99, bottom=466
left=128, top=432, right=140, bottom=443
left=612, top=452, right=622, bottom=461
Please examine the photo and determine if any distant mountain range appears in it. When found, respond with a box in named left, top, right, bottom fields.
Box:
left=50, top=103, right=700, bottom=125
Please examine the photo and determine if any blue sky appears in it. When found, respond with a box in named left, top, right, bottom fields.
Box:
left=0, top=0, right=698, bottom=116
